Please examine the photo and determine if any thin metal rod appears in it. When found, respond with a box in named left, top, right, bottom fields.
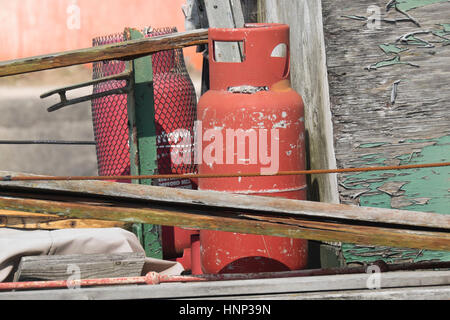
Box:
left=1, top=162, right=448, bottom=182
left=40, top=71, right=132, bottom=99
left=46, top=85, right=131, bottom=112
left=0, top=140, right=96, bottom=145
left=0, top=276, right=149, bottom=291
left=43, top=71, right=133, bottom=112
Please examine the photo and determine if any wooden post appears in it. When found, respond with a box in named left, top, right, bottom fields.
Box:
left=259, top=0, right=339, bottom=205
left=259, top=0, right=342, bottom=267
left=125, top=28, right=162, bottom=259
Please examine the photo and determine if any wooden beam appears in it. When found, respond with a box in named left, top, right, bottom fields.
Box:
left=0, top=182, right=448, bottom=251
left=0, top=173, right=448, bottom=230
left=0, top=29, right=208, bottom=78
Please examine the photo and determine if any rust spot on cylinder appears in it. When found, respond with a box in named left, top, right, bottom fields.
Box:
left=271, top=80, right=292, bottom=92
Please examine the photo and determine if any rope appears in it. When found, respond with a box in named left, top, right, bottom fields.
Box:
left=1, top=162, right=448, bottom=182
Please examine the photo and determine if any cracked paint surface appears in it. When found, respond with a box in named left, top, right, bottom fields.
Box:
left=335, top=0, right=450, bottom=263
left=341, top=135, right=450, bottom=263
left=344, top=1, right=450, bottom=70
left=394, top=0, right=449, bottom=11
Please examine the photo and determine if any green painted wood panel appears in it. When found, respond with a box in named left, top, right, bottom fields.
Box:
left=341, top=135, right=450, bottom=263
left=322, top=0, right=450, bottom=264
left=126, top=28, right=162, bottom=259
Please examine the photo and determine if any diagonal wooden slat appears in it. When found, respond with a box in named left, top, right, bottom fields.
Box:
left=0, top=171, right=448, bottom=230
left=0, top=174, right=448, bottom=251
left=0, top=29, right=208, bottom=77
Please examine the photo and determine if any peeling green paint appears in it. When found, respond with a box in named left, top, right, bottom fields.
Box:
left=379, top=44, right=408, bottom=55
left=362, top=1, right=450, bottom=70
left=342, top=135, right=450, bottom=264
left=433, top=24, right=450, bottom=44
left=435, top=23, right=450, bottom=36
left=404, top=137, right=439, bottom=143
left=402, top=34, right=434, bottom=47
left=335, top=0, right=449, bottom=264
left=440, top=23, right=450, bottom=32
left=367, top=55, right=419, bottom=70
left=394, top=0, right=449, bottom=12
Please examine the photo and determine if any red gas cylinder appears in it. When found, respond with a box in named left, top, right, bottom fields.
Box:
left=197, top=23, right=308, bottom=274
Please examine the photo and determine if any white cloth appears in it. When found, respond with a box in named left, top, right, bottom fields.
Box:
left=0, top=228, right=183, bottom=282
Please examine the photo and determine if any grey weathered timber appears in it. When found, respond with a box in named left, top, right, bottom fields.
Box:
left=0, top=270, right=448, bottom=300
left=13, top=253, right=145, bottom=282
left=204, top=0, right=245, bottom=62
left=220, top=286, right=450, bottom=300
left=240, top=0, right=259, bottom=23
left=321, top=0, right=450, bottom=264
left=230, top=0, right=246, bottom=27
left=260, top=0, right=340, bottom=205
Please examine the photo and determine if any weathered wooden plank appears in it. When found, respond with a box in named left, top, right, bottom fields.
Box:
left=219, top=286, right=450, bottom=300
left=204, top=0, right=245, bottom=62
left=0, top=189, right=448, bottom=251
left=0, top=270, right=448, bottom=300
left=0, top=29, right=208, bottom=77
left=13, top=253, right=145, bottom=282
left=322, top=0, right=450, bottom=264
left=0, top=172, right=448, bottom=230
left=260, top=0, right=340, bottom=204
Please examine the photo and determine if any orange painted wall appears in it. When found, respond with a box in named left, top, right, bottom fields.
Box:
left=0, top=0, right=202, bottom=69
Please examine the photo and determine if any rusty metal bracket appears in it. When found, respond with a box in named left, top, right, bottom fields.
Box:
left=41, top=70, right=133, bottom=112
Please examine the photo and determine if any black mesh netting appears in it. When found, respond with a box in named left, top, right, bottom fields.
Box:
left=91, top=27, right=197, bottom=188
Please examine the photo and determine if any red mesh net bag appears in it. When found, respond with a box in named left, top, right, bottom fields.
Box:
left=91, top=27, right=198, bottom=188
